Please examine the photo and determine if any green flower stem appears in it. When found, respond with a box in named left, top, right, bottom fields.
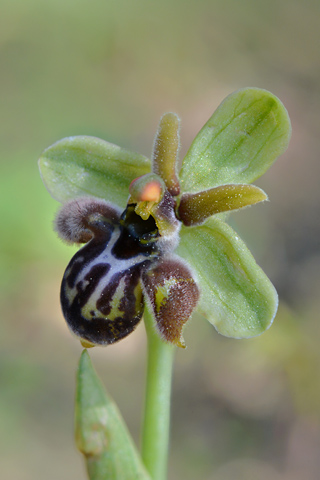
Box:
left=141, top=307, right=175, bottom=480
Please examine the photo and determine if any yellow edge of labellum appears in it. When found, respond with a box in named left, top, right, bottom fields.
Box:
left=178, top=184, right=268, bottom=226
left=152, top=113, right=181, bottom=197
left=80, top=339, right=96, bottom=348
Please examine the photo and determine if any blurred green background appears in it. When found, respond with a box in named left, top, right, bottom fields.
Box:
left=1, top=0, right=320, bottom=479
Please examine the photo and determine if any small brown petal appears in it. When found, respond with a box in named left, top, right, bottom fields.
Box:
left=152, top=113, right=181, bottom=196
left=177, top=184, right=268, bottom=226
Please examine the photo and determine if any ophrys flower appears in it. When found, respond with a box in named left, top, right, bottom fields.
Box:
left=38, top=88, right=291, bottom=348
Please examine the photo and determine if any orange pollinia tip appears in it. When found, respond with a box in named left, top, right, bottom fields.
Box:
left=138, top=181, right=163, bottom=202
left=129, top=175, right=164, bottom=203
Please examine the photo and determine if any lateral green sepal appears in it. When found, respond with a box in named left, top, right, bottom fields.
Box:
left=176, top=217, right=278, bottom=338
left=75, top=350, right=151, bottom=480
left=38, top=136, right=151, bottom=208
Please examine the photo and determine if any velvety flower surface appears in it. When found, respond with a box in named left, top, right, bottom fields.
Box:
left=39, top=88, right=291, bottom=347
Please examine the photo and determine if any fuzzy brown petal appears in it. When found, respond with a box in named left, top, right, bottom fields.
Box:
left=152, top=113, right=181, bottom=196
left=178, top=184, right=268, bottom=226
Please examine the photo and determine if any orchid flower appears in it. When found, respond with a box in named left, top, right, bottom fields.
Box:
left=38, top=88, right=291, bottom=348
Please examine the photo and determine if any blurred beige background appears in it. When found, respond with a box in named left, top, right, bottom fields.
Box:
left=1, top=0, right=319, bottom=479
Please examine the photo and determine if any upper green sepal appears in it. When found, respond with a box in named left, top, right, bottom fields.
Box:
left=179, top=87, right=291, bottom=193
left=38, top=136, right=151, bottom=208
left=176, top=217, right=278, bottom=338
left=75, top=350, right=151, bottom=480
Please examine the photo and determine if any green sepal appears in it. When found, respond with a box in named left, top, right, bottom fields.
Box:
left=176, top=217, right=278, bottom=338
left=75, top=350, right=151, bottom=480
left=179, top=88, right=291, bottom=193
left=38, top=136, right=151, bottom=208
